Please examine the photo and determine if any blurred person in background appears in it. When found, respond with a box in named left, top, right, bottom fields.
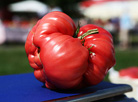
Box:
left=0, top=19, right=6, bottom=45
left=104, top=18, right=119, bottom=45
left=119, top=10, right=132, bottom=50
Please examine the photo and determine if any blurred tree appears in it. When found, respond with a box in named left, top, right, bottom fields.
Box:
left=0, top=0, right=83, bottom=20
left=40, top=0, right=83, bottom=18
left=0, top=0, right=21, bottom=20
left=0, top=0, right=21, bottom=9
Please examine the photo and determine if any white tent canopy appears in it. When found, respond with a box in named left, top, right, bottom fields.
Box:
left=9, top=0, right=49, bottom=16
left=80, top=1, right=138, bottom=20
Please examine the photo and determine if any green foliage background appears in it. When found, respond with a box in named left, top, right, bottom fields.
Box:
left=0, top=45, right=33, bottom=75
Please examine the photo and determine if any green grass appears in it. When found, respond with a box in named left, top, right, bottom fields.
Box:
left=114, top=48, right=138, bottom=70
left=104, top=47, right=138, bottom=81
left=0, top=44, right=33, bottom=75
left=0, top=44, right=138, bottom=83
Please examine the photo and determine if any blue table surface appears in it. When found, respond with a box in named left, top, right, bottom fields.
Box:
left=0, top=73, right=133, bottom=102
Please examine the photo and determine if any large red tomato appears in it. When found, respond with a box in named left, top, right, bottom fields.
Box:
left=77, top=24, right=116, bottom=85
left=25, top=11, right=116, bottom=89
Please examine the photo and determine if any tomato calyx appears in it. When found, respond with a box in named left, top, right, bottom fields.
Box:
left=77, top=28, right=98, bottom=54
left=88, top=44, right=94, bottom=50
left=88, top=44, right=95, bottom=55
left=78, top=29, right=98, bottom=40
left=73, top=25, right=98, bottom=55
left=73, top=22, right=80, bottom=38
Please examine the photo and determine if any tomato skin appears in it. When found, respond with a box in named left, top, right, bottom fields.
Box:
left=40, top=33, right=89, bottom=89
left=25, top=11, right=116, bottom=89
left=25, top=20, right=46, bottom=82
left=25, top=11, right=89, bottom=89
left=33, top=11, right=76, bottom=47
left=78, top=24, right=116, bottom=85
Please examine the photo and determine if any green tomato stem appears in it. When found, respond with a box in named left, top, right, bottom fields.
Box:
left=78, top=29, right=98, bottom=40
left=88, top=44, right=95, bottom=54
left=88, top=44, right=95, bottom=50
left=73, top=21, right=81, bottom=38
